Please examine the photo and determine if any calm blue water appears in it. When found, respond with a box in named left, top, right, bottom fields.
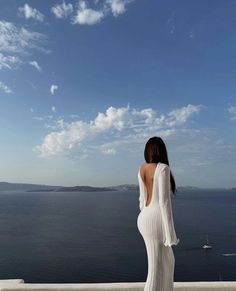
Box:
left=0, top=189, right=236, bottom=283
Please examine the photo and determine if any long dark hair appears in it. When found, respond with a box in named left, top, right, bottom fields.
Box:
left=144, top=136, right=177, bottom=195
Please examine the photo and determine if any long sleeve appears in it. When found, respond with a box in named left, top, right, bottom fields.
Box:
left=138, top=168, right=146, bottom=211
left=158, top=165, right=180, bottom=247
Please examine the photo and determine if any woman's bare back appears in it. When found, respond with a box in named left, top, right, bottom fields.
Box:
left=139, top=162, right=159, bottom=207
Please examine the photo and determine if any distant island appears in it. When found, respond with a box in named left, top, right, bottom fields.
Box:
left=45, top=186, right=116, bottom=192
left=0, top=181, right=233, bottom=192
left=0, top=181, right=137, bottom=192
left=0, top=182, right=59, bottom=191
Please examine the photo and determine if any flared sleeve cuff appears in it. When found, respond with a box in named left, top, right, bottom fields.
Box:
left=164, top=237, right=180, bottom=247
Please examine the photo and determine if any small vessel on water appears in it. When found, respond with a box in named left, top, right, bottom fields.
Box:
left=202, top=234, right=212, bottom=249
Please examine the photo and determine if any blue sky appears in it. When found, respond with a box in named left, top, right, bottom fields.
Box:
left=0, top=0, right=236, bottom=188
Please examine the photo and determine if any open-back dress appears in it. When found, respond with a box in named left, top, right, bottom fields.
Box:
left=137, top=162, right=180, bottom=291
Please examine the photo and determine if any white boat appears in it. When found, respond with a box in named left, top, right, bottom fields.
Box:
left=202, top=234, right=212, bottom=249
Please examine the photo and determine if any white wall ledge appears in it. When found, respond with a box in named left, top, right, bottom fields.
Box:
left=1, top=281, right=236, bottom=291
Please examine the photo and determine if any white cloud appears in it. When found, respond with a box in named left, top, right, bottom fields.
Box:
left=29, top=60, right=41, bottom=72
left=33, top=116, right=44, bottom=121
left=72, top=1, right=104, bottom=25
left=165, top=104, right=203, bottom=127
left=52, top=106, right=56, bottom=112
left=228, top=105, right=236, bottom=120
left=0, top=81, right=13, bottom=94
left=92, top=105, right=128, bottom=132
left=34, top=120, right=90, bottom=156
left=106, top=0, right=129, bottom=17
left=0, top=21, right=47, bottom=54
left=0, top=21, right=48, bottom=75
left=50, top=84, right=58, bottom=95
left=33, top=104, right=203, bottom=157
left=189, top=30, right=194, bottom=39
left=167, top=12, right=175, bottom=35
left=18, top=3, right=44, bottom=22
left=51, top=1, right=73, bottom=18
left=100, top=144, right=116, bottom=155
left=51, top=0, right=134, bottom=25
left=44, top=118, right=68, bottom=130
left=0, top=53, right=21, bottom=70
left=70, top=114, right=80, bottom=119
left=33, top=115, right=53, bottom=122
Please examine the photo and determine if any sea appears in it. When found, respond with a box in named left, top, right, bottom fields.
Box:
left=0, top=188, right=235, bottom=283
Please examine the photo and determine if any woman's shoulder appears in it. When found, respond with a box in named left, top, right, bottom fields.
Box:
left=160, top=162, right=168, bottom=168
left=159, top=163, right=170, bottom=174
left=140, top=162, right=168, bottom=167
left=139, top=162, right=168, bottom=172
left=139, top=162, right=146, bottom=175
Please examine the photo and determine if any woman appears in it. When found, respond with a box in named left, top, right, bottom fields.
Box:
left=137, top=136, right=180, bottom=291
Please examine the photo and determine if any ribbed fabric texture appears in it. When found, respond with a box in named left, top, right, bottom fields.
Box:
left=137, top=162, right=179, bottom=291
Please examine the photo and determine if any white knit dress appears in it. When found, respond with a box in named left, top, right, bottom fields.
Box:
left=137, top=162, right=180, bottom=291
